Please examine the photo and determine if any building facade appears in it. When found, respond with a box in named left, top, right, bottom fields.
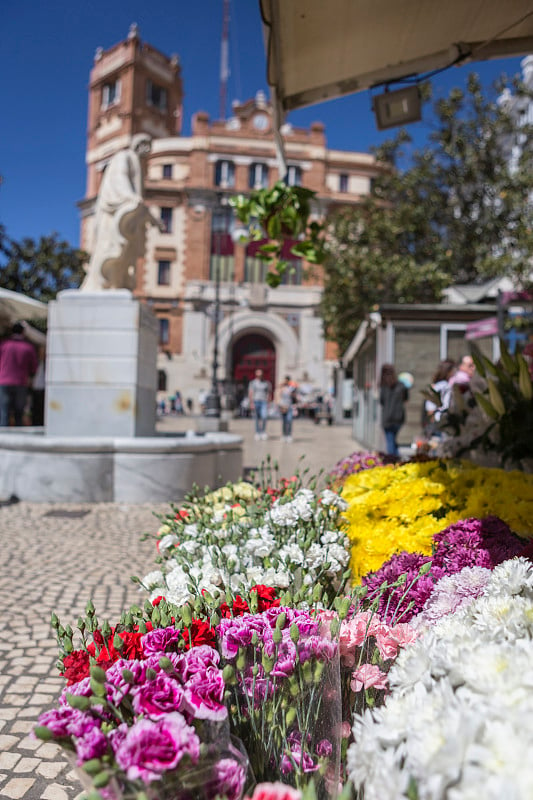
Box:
left=80, top=26, right=381, bottom=409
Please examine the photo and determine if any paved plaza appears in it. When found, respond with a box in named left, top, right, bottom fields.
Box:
left=0, top=417, right=359, bottom=799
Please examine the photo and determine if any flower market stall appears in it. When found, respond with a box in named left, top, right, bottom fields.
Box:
left=34, top=449, right=533, bottom=800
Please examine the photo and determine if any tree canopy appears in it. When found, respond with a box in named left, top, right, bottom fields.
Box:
left=321, top=73, right=533, bottom=354
left=0, top=225, right=88, bottom=303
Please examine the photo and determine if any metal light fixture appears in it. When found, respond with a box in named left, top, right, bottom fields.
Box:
left=204, top=195, right=228, bottom=418
left=372, top=85, right=422, bottom=130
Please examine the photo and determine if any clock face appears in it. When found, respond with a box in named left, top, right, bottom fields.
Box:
left=253, top=113, right=269, bottom=131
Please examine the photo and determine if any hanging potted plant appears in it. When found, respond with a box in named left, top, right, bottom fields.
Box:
left=229, top=181, right=326, bottom=287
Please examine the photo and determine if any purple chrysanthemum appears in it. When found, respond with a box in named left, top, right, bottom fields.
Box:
left=363, top=552, right=444, bottom=623
left=329, top=451, right=384, bottom=481
left=432, top=516, right=524, bottom=572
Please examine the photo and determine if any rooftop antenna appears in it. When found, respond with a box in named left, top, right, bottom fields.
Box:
left=219, top=0, right=230, bottom=120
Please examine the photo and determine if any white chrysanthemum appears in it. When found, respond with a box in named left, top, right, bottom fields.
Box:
left=486, top=557, right=533, bottom=597
left=469, top=593, right=533, bottom=641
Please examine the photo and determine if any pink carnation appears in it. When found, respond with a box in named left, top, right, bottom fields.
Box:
left=350, top=663, right=389, bottom=693
left=247, top=783, right=301, bottom=800
left=339, top=612, right=379, bottom=667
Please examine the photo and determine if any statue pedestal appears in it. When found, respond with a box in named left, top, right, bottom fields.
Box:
left=46, top=290, right=157, bottom=437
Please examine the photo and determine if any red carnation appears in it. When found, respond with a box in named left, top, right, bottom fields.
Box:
left=219, top=595, right=250, bottom=618
left=250, top=585, right=280, bottom=612
left=118, top=630, right=144, bottom=661
left=61, top=650, right=91, bottom=685
left=152, top=596, right=165, bottom=606
left=182, top=619, right=216, bottom=650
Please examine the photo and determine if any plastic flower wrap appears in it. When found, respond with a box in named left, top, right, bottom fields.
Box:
left=34, top=625, right=250, bottom=800
left=143, top=481, right=351, bottom=612
left=217, top=606, right=341, bottom=799
left=347, top=557, right=533, bottom=799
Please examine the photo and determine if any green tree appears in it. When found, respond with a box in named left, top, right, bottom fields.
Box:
left=0, top=225, right=88, bottom=302
left=321, top=73, right=533, bottom=353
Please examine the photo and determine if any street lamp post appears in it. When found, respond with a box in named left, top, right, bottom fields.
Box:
left=204, top=195, right=226, bottom=418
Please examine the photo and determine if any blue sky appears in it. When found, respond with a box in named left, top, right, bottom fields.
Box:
left=0, top=0, right=526, bottom=249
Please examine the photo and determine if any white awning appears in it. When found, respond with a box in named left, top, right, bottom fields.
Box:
left=0, top=288, right=48, bottom=324
left=261, top=0, right=533, bottom=114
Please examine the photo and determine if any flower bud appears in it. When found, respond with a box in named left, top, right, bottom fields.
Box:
left=66, top=693, right=92, bottom=710
left=251, top=631, right=259, bottom=646
left=180, top=605, right=192, bottom=626
left=312, top=584, right=322, bottom=603
left=146, top=668, right=157, bottom=681
left=82, top=759, right=103, bottom=775
left=275, top=612, right=287, bottom=630
left=93, top=771, right=111, bottom=789
left=222, top=664, right=236, bottom=684
left=34, top=726, right=54, bottom=741
left=121, top=668, right=135, bottom=684
left=86, top=600, right=95, bottom=616
left=339, top=597, right=352, bottom=620
left=90, top=679, right=106, bottom=698
left=236, top=649, right=247, bottom=671
left=90, top=665, right=107, bottom=684
left=285, top=706, right=297, bottom=727
left=303, top=661, right=314, bottom=684
left=272, top=628, right=283, bottom=644
left=50, top=613, right=59, bottom=629
left=261, top=654, right=275, bottom=674
left=290, top=624, right=300, bottom=644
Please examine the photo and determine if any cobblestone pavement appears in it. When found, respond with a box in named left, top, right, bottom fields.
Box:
left=0, top=419, right=358, bottom=799
left=0, top=502, right=167, bottom=800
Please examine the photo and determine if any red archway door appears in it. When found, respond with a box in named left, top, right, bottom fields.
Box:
left=232, top=333, right=276, bottom=397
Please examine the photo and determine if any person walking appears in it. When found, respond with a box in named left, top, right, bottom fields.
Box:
left=379, top=363, right=408, bottom=457
left=277, top=375, right=296, bottom=442
left=0, top=322, right=38, bottom=427
left=248, top=368, right=272, bottom=441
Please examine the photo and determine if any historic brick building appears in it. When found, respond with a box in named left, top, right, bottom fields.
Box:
left=80, top=25, right=381, bottom=407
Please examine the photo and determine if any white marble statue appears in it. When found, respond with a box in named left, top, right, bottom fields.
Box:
left=81, top=133, right=163, bottom=291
